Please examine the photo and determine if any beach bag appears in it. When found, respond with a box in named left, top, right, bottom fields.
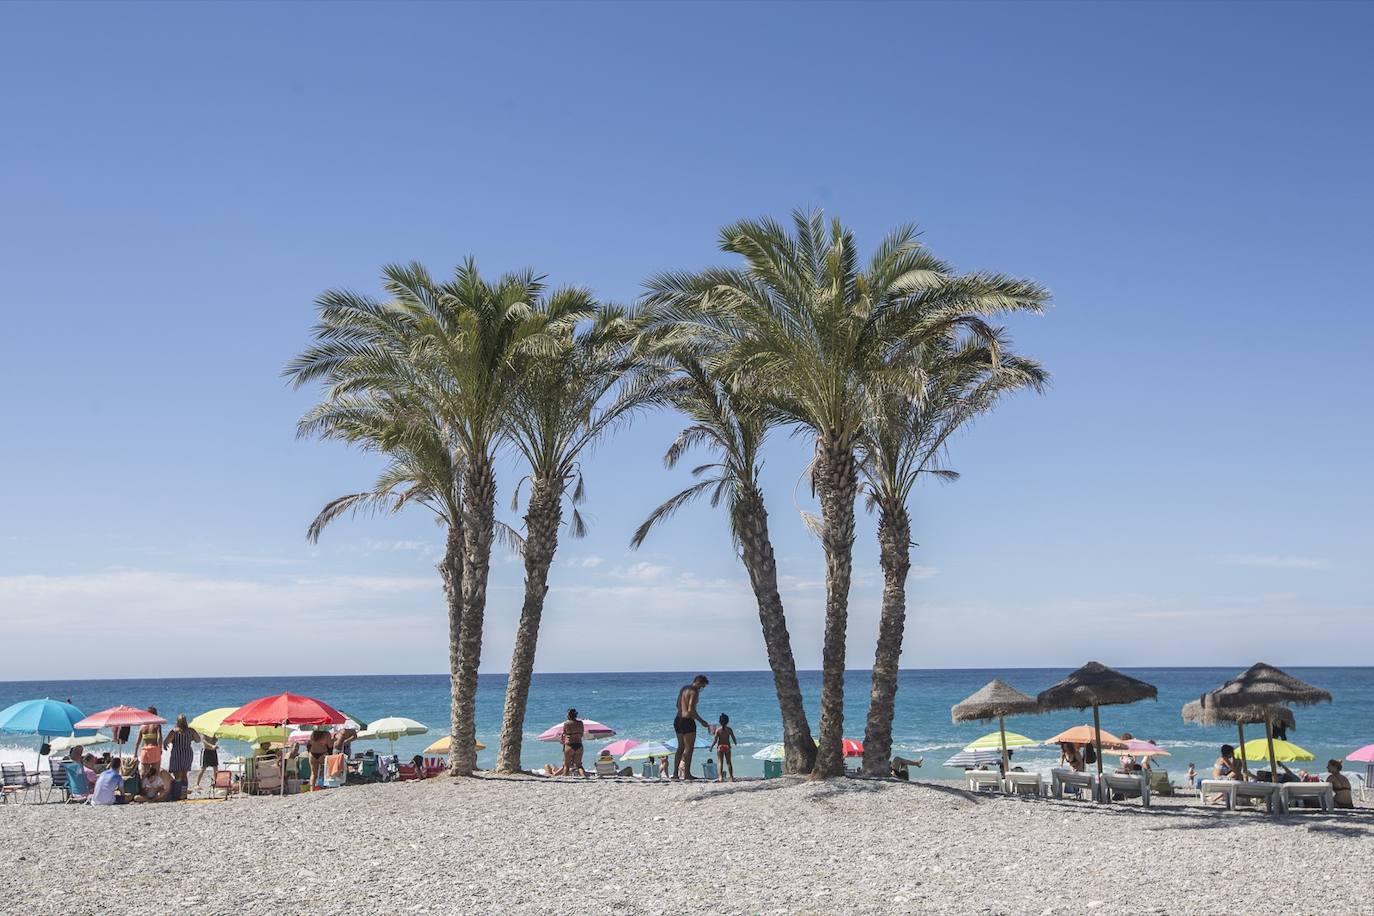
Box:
left=1083, top=745, right=1097, bottom=766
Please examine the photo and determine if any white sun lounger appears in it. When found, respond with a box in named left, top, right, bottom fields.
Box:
left=1279, top=782, right=1334, bottom=813
left=1004, top=772, right=1043, bottom=796
left=1101, top=772, right=1151, bottom=807
left=1200, top=779, right=1282, bottom=813
left=967, top=769, right=1004, bottom=793
left=1051, top=767, right=1098, bottom=802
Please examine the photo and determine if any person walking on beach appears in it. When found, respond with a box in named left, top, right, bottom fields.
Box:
left=162, top=714, right=200, bottom=795
left=673, top=675, right=710, bottom=780
left=195, top=734, right=219, bottom=790
left=711, top=713, right=737, bottom=782
left=561, top=708, right=586, bottom=777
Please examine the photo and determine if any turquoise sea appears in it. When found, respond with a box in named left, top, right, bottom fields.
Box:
left=2, top=668, right=1370, bottom=778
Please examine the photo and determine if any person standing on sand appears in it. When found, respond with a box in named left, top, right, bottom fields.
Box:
left=137, top=708, right=164, bottom=768
left=162, top=714, right=200, bottom=796
left=673, top=675, right=710, bottom=780
left=561, top=708, right=586, bottom=776
left=711, top=713, right=737, bottom=782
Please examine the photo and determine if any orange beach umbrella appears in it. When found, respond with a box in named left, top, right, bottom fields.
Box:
left=1043, top=725, right=1127, bottom=750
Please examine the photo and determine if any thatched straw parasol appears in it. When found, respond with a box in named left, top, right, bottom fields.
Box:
left=1180, top=699, right=1296, bottom=778
left=951, top=679, right=1040, bottom=774
left=1196, top=663, right=1330, bottom=781
left=1036, top=662, right=1158, bottom=776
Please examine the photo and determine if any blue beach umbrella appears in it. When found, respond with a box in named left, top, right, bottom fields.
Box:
left=0, top=698, right=93, bottom=738
left=665, top=734, right=713, bottom=751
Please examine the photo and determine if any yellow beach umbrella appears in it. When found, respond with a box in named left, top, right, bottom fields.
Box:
left=964, top=731, right=1038, bottom=752
left=189, top=707, right=285, bottom=744
left=1238, top=738, right=1313, bottom=763
left=422, top=735, right=485, bottom=755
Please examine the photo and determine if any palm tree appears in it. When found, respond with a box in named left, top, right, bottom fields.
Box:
left=643, top=210, right=1048, bottom=776
left=857, top=332, right=1047, bottom=776
left=289, top=259, right=562, bottom=776
left=631, top=357, right=817, bottom=774
left=493, top=302, right=655, bottom=773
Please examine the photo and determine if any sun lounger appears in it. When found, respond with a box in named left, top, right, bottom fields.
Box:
left=1200, top=779, right=1281, bottom=813
left=967, top=769, right=1004, bottom=793
left=1051, top=767, right=1098, bottom=802
left=1279, top=782, right=1334, bottom=813
left=1148, top=769, right=1172, bottom=796
left=1004, top=772, right=1043, bottom=797
left=1101, top=772, right=1151, bottom=807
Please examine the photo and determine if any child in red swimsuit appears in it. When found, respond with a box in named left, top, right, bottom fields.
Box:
left=711, top=713, right=737, bottom=782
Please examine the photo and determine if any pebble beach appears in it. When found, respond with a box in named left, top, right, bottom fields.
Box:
left=3, top=775, right=1371, bottom=915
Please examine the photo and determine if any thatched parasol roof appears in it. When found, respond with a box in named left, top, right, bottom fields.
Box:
left=951, top=679, right=1039, bottom=724
left=1181, top=699, right=1296, bottom=731
left=1036, top=661, right=1158, bottom=710
left=1204, top=663, right=1331, bottom=711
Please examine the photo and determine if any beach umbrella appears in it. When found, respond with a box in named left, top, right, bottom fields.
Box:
left=356, top=717, right=429, bottom=755
left=943, top=748, right=1004, bottom=769
left=964, top=731, right=1038, bottom=752
left=1196, top=663, right=1330, bottom=784
left=839, top=738, right=864, bottom=758
left=537, top=719, right=615, bottom=741
left=223, top=693, right=346, bottom=796
left=952, top=679, right=1041, bottom=775
left=1347, top=744, right=1374, bottom=763
left=73, top=705, right=164, bottom=757
left=1238, top=737, right=1313, bottom=764
left=600, top=739, right=640, bottom=758
left=50, top=733, right=114, bottom=753
left=421, top=735, right=486, bottom=755
left=1103, top=739, right=1170, bottom=758
left=616, top=742, right=670, bottom=762
left=665, top=733, right=713, bottom=751
left=1037, top=663, right=1157, bottom=777
left=1042, top=724, right=1128, bottom=762
left=189, top=707, right=285, bottom=746
left=1181, top=699, right=1295, bottom=778
left=751, top=743, right=785, bottom=761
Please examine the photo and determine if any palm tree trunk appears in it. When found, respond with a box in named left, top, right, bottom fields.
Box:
left=861, top=501, right=911, bottom=776
left=814, top=437, right=858, bottom=779
left=451, top=453, right=496, bottom=776
left=736, top=487, right=815, bottom=775
left=495, top=477, right=564, bottom=773
left=438, top=513, right=465, bottom=777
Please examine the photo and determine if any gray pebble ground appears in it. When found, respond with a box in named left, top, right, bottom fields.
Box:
left=2, top=775, right=1371, bottom=915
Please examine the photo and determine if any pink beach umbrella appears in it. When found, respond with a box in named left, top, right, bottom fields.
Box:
left=600, top=739, right=640, bottom=758
left=1105, top=739, right=1170, bottom=757
left=537, top=719, right=615, bottom=741
left=1346, top=744, right=1374, bottom=763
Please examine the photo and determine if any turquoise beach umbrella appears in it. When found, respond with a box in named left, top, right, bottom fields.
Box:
left=0, top=698, right=93, bottom=737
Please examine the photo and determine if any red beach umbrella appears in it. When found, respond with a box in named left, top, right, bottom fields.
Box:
left=224, top=693, right=345, bottom=727
left=74, top=706, right=165, bottom=730
left=840, top=738, right=864, bottom=758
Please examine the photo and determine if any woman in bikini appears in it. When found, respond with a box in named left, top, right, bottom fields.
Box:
left=307, top=729, right=333, bottom=790
left=137, top=707, right=164, bottom=769
left=561, top=708, right=585, bottom=777
left=711, top=713, right=737, bottom=782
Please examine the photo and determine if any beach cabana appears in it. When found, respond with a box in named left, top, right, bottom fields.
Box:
left=952, top=679, right=1040, bottom=775
left=1036, top=663, right=1157, bottom=777
left=1180, top=699, right=1295, bottom=778
left=1196, top=663, right=1331, bottom=779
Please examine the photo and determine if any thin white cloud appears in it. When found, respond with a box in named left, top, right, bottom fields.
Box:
left=608, top=561, right=667, bottom=582
left=564, top=555, right=605, bottom=569
left=1217, top=554, right=1331, bottom=570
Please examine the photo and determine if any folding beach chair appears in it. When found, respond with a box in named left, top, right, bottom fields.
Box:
left=396, top=764, right=419, bottom=781
left=212, top=769, right=238, bottom=800
left=61, top=762, right=91, bottom=803
left=46, top=758, right=70, bottom=803
left=594, top=759, right=619, bottom=778
left=1, top=763, right=36, bottom=803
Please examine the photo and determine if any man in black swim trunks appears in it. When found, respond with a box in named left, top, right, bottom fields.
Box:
left=673, top=675, right=710, bottom=779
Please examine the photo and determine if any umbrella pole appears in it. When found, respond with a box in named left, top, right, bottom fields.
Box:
left=998, top=716, right=1009, bottom=776
left=1237, top=724, right=1248, bottom=778
left=1264, top=717, right=1277, bottom=783
left=281, top=720, right=288, bottom=797
left=1092, top=705, right=1104, bottom=777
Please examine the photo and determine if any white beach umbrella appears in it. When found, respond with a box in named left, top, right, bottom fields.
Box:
left=752, top=743, right=785, bottom=761
left=50, top=733, right=114, bottom=753
left=357, top=717, right=429, bottom=755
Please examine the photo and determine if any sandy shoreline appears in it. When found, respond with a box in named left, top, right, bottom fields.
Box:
left=2, top=774, right=1371, bottom=915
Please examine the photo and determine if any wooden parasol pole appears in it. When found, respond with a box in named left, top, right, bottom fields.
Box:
left=999, top=715, right=1009, bottom=775
left=1237, top=723, right=1248, bottom=777
left=1264, top=716, right=1278, bottom=783
left=1092, top=705, right=1104, bottom=777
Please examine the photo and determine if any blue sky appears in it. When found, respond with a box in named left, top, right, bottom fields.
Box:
left=1, top=2, right=1370, bottom=679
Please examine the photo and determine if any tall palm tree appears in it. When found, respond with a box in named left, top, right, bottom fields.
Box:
left=643, top=210, right=1048, bottom=776
left=858, top=333, right=1048, bottom=776
left=493, top=302, right=655, bottom=773
left=631, top=357, right=817, bottom=774
left=289, top=259, right=563, bottom=776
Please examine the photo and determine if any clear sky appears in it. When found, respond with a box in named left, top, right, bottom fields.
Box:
left=1, top=2, right=1370, bottom=679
